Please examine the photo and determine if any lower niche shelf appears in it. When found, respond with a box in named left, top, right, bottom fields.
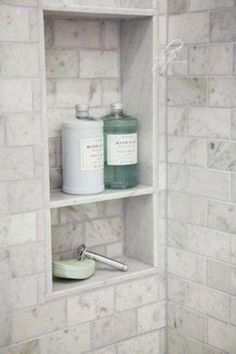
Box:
left=51, top=256, right=157, bottom=298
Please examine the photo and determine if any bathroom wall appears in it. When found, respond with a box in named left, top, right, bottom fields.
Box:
left=166, top=1, right=236, bottom=353
left=45, top=16, right=124, bottom=263
left=0, top=1, right=166, bottom=353
left=45, top=16, right=121, bottom=190
left=51, top=200, right=124, bottom=261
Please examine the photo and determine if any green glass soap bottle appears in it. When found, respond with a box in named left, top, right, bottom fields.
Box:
left=101, top=103, right=138, bottom=189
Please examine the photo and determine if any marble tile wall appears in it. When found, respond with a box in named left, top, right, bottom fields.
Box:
left=167, top=1, right=236, bottom=353
left=0, top=1, right=165, bottom=353
left=51, top=200, right=124, bottom=260
left=45, top=16, right=121, bottom=190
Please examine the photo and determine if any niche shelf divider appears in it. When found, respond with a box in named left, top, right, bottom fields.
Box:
left=39, top=3, right=159, bottom=298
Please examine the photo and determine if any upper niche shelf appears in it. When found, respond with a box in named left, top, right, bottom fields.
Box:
left=50, top=184, right=154, bottom=208
left=42, top=5, right=155, bottom=19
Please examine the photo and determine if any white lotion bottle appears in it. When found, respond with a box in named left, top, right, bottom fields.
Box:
left=62, top=105, right=104, bottom=195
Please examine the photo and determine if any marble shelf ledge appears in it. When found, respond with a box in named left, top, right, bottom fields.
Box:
left=49, top=184, right=154, bottom=209
left=50, top=256, right=157, bottom=299
left=42, top=5, right=155, bottom=19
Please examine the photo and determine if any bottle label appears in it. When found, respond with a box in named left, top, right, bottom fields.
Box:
left=80, top=137, right=104, bottom=170
left=107, top=133, right=138, bottom=166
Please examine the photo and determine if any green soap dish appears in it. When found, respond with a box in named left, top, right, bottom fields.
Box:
left=53, top=258, right=95, bottom=280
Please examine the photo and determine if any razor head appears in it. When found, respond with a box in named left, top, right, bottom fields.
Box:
left=77, top=244, right=86, bottom=261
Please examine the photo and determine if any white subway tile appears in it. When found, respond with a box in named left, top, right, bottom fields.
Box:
left=29, top=9, right=39, bottom=43
left=46, top=80, right=56, bottom=109
left=31, top=78, right=41, bottom=112
left=169, top=13, right=209, bottom=44
left=39, top=324, right=90, bottom=354
left=52, top=222, right=84, bottom=255
left=0, top=148, right=34, bottom=181
left=189, top=46, right=208, bottom=75
left=9, top=242, right=45, bottom=278
left=168, top=78, right=207, bottom=106
left=0, top=6, right=29, bottom=42
left=101, top=21, right=120, bottom=50
left=208, top=140, right=236, bottom=171
left=168, top=107, right=187, bottom=136
left=0, top=213, right=37, bottom=248
left=92, top=310, right=136, bottom=348
left=0, top=276, right=37, bottom=314
left=187, top=167, right=230, bottom=200
left=106, top=241, right=123, bottom=258
left=208, top=318, right=236, bottom=354
left=168, top=247, right=207, bottom=283
left=186, top=282, right=229, bottom=322
left=168, top=219, right=186, bottom=249
left=230, top=297, right=236, bottom=325
left=12, top=300, right=66, bottom=342
left=208, top=260, right=236, bottom=295
left=168, top=303, right=207, bottom=342
left=60, top=202, right=105, bottom=223
left=1, top=43, right=39, bottom=78
left=86, top=346, right=116, bottom=354
left=0, top=0, right=37, bottom=5
left=190, top=0, right=234, bottom=11
left=46, top=50, right=78, bottom=79
left=210, top=10, right=236, bottom=42
left=158, top=0, right=168, bottom=13
left=0, top=79, right=32, bottom=113
left=44, top=18, right=54, bottom=49
left=185, top=336, right=226, bottom=354
left=85, top=217, right=122, bottom=247
left=47, top=108, right=74, bottom=138
left=209, top=44, right=233, bottom=75
left=120, top=0, right=153, bottom=8
left=168, top=191, right=207, bottom=226
left=0, top=183, right=9, bottom=215
left=232, top=110, right=236, bottom=139
left=6, top=112, right=41, bottom=146
left=67, top=287, right=114, bottom=326
left=168, top=164, right=187, bottom=193
left=187, top=225, right=230, bottom=262
left=137, top=301, right=166, bottom=333
left=189, top=107, right=231, bottom=138
left=168, top=275, right=185, bottom=305
left=80, top=51, right=119, bottom=78
left=0, top=313, right=11, bottom=347
left=209, top=78, right=236, bottom=108
left=8, top=179, right=44, bottom=213
left=49, top=138, right=58, bottom=169
left=54, top=19, right=100, bottom=48
left=168, top=137, right=207, bottom=166
left=0, top=250, right=13, bottom=282
left=169, top=0, right=187, bottom=13
left=56, top=79, right=102, bottom=108
left=49, top=169, right=62, bottom=190
left=117, top=331, right=160, bottom=354
left=78, top=0, right=119, bottom=6
left=0, top=340, right=39, bottom=354
left=102, top=79, right=120, bottom=107
left=208, top=200, right=236, bottom=234
left=168, top=330, right=185, bottom=354
left=115, top=276, right=158, bottom=311
left=231, top=173, right=236, bottom=203
left=0, top=116, right=5, bottom=147
left=231, top=235, right=236, bottom=264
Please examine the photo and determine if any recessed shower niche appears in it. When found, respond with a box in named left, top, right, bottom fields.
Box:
left=41, top=5, right=158, bottom=297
